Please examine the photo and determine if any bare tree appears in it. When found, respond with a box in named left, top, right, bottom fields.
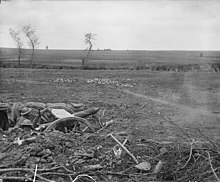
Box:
left=82, top=33, right=96, bottom=69
left=9, top=28, right=23, bottom=68
left=22, top=25, right=40, bottom=68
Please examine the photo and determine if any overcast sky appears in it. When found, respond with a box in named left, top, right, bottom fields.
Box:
left=0, top=0, right=220, bottom=50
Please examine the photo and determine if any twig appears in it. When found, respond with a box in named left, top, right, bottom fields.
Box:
left=181, top=140, right=194, bottom=169
left=0, top=176, right=29, bottom=180
left=109, top=133, right=139, bottom=164
left=138, top=138, right=173, bottom=145
left=135, top=103, right=147, bottom=112
left=33, top=164, right=38, bottom=182
left=164, top=116, right=192, bottom=141
left=0, top=168, right=54, bottom=182
left=1, top=142, right=14, bottom=152
left=206, top=151, right=220, bottom=182
left=177, top=143, right=182, bottom=159
left=122, top=138, right=128, bottom=145
left=68, top=175, right=73, bottom=181
left=72, top=174, right=96, bottom=182
left=197, top=128, right=217, bottom=148
left=58, top=165, right=74, bottom=173
left=40, top=172, right=76, bottom=176
left=81, top=120, right=113, bottom=143
left=34, top=173, right=53, bottom=182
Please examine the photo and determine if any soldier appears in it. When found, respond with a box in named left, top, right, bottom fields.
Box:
left=11, top=102, right=24, bottom=126
left=20, top=119, right=34, bottom=132
left=16, top=107, right=32, bottom=127
left=11, top=102, right=32, bottom=127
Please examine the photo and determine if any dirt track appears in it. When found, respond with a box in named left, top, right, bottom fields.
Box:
left=121, top=89, right=220, bottom=117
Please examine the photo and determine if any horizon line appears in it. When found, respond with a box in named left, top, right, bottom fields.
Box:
left=1, top=47, right=220, bottom=52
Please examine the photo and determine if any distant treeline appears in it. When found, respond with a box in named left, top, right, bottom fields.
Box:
left=0, top=61, right=219, bottom=72
left=97, top=49, right=112, bottom=51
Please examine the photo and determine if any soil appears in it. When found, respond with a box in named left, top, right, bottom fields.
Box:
left=0, top=68, right=219, bottom=181
left=1, top=68, right=219, bottom=141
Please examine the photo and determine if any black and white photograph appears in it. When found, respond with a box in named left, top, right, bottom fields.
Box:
left=0, top=0, right=220, bottom=181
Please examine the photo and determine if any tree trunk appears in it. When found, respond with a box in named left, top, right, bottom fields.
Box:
left=18, top=55, right=20, bottom=68
left=31, top=48, right=34, bottom=68
left=81, top=58, right=86, bottom=69
left=18, top=49, right=22, bottom=68
left=82, top=45, right=92, bottom=69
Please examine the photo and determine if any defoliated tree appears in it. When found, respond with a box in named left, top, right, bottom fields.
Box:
left=9, top=28, right=23, bottom=67
left=22, top=25, right=40, bottom=68
left=82, top=33, right=96, bottom=69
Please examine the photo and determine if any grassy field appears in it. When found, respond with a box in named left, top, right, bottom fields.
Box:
left=1, top=47, right=220, bottom=70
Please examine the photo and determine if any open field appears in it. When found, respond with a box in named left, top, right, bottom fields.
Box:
left=1, top=68, right=219, bottom=141
left=1, top=48, right=220, bottom=70
left=0, top=68, right=220, bottom=181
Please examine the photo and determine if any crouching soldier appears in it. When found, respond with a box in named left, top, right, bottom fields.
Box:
left=20, top=119, right=34, bottom=132
left=16, top=107, right=32, bottom=128
left=10, top=102, right=32, bottom=128
left=19, top=119, right=36, bottom=139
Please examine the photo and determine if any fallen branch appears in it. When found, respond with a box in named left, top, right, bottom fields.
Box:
left=163, top=116, right=192, bottom=141
left=181, top=140, right=194, bottom=169
left=0, top=168, right=55, bottom=182
left=81, top=120, right=114, bottom=143
left=206, top=151, right=220, bottom=182
left=0, top=176, right=30, bottom=181
left=197, top=128, right=219, bottom=149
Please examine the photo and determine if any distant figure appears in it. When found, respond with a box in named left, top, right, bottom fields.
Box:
left=46, top=46, right=48, bottom=50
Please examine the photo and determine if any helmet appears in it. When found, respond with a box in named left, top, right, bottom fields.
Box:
left=20, top=119, right=33, bottom=127
left=20, top=107, right=31, bottom=116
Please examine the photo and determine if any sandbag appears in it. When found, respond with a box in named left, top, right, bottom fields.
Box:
left=25, top=102, right=46, bottom=110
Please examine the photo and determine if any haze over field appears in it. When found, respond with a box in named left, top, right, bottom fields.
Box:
left=0, top=0, right=220, bottom=50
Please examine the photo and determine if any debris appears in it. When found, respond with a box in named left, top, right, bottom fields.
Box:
left=159, top=147, right=168, bottom=155
left=52, top=78, right=75, bottom=83
left=0, top=101, right=220, bottom=182
left=83, top=164, right=104, bottom=171
left=44, top=116, right=95, bottom=133
left=72, top=174, right=96, bottom=182
left=87, top=78, right=134, bottom=87
left=113, top=145, right=122, bottom=159
left=109, top=133, right=139, bottom=164
left=113, top=138, right=128, bottom=159
left=104, top=119, right=114, bottom=127
left=135, top=161, right=151, bottom=171
left=74, top=107, right=100, bottom=118
left=33, top=164, right=38, bottom=182
left=154, top=160, right=164, bottom=173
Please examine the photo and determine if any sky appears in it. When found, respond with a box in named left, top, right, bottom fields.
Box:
left=0, top=0, right=220, bottom=50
